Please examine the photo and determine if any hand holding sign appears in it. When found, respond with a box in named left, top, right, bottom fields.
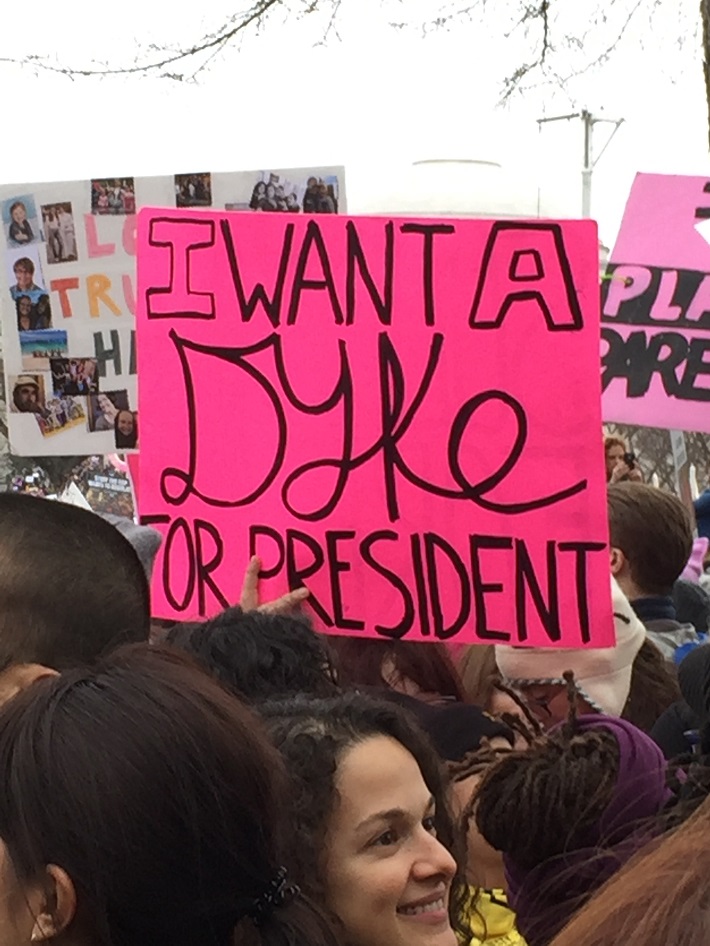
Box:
left=239, top=554, right=310, bottom=613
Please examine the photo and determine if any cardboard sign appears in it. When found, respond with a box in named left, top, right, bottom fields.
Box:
left=137, top=209, right=613, bottom=647
left=0, top=167, right=345, bottom=455
left=602, top=173, right=710, bottom=433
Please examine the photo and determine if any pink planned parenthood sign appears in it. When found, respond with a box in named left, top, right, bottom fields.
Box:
left=137, top=209, right=613, bottom=647
left=602, top=172, right=710, bottom=432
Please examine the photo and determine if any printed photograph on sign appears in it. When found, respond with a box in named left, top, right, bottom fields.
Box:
left=91, top=178, right=136, bottom=215
left=9, top=465, right=59, bottom=498
left=88, top=390, right=130, bottom=432
left=2, top=195, right=40, bottom=248
left=20, top=328, right=67, bottom=370
left=35, top=395, right=87, bottom=437
left=6, top=245, right=46, bottom=302
left=41, top=202, right=78, bottom=263
left=175, top=173, right=212, bottom=208
left=225, top=170, right=340, bottom=214
left=10, top=373, right=46, bottom=414
left=16, top=292, right=52, bottom=331
left=0, top=167, right=347, bottom=456
left=114, top=409, right=138, bottom=449
left=50, top=357, right=99, bottom=397
left=68, top=456, right=135, bottom=518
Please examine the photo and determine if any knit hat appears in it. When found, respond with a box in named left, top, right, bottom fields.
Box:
left=495, top=577, right=646, bottom=716
left=420, top=702, right=515, bottom=761
left=101, top=513, right=163, bottom=580
left=504, top=715, right=670, bottom=946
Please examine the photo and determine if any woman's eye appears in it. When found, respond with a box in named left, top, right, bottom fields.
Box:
left=423, top=816, right=437, bottom=835
left=374, top=829, right=398, bottom=847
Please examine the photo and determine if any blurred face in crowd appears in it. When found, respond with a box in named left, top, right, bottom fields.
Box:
left=379, top=656, right=450, bottom=705
left=488, top=685, right=528, bottom=729
left=324, top=735, right=457, bottom=946
left=605, top=444, right=625, bottom=480
left=450, top=735, right=512, bottom=887
left=519, top=682, right=595, bottom=727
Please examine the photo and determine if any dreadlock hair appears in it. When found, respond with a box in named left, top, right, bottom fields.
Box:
left=493, top=678, right=544, bottom=741
left=474, top=672, right=621, bottom=871
left=448, top=680, right=547, bottom=859
left=446, top=681, right=538, bottom=792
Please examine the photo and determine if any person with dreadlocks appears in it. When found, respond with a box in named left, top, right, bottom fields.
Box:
left=472, top=674, right=671, bottom=946
left=442, top=708, right=528, bottom=946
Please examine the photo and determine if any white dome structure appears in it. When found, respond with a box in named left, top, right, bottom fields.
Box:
left=351, top=157, right=576, bottom=220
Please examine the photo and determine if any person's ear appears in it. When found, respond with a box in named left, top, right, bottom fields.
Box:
left=609, top=546, right=625, bottom=577
left=30, top=865, right=76, bottom=942
left=0, top=664, right=58, bottom=706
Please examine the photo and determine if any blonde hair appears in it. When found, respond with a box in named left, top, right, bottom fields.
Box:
left=457, top=645, right=499, bottom=710
left=604, top=435, right=627, bottom=455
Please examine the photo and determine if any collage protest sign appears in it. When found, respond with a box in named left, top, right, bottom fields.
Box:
left=0, top=167, right=345, bottom=456
left=602, top=172, right=710, bottom=433
left=137, top=209, right=613, bottom=647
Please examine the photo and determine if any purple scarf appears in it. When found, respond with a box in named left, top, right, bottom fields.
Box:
left=504, top=716, right=671, bottom=946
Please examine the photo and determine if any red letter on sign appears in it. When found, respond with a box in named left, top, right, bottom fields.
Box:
left=469, top=222, right=583, bottom=331
left=146, top=217, right=216, bottom=320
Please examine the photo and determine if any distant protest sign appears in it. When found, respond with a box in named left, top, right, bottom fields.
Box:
left=602, top=172, right=710, bottom=433
left=0, top=166, right=345, bottom=455
left=137, top=210, right=612, bottom=647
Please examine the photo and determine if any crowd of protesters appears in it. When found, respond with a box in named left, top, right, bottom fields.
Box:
left=0, top=428, right=708, bottom=946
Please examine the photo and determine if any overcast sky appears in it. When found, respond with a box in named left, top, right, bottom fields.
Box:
left=0, top=0, right=707, bottom=244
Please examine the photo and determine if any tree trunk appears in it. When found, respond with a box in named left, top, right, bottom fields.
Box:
left=703, top=0, right=710, bottom=150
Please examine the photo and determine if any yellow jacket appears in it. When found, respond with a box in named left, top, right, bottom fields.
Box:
left=465, top=888, right=526, bottom=946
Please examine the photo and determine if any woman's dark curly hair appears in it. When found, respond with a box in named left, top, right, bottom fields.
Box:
left=260, top=692, right=470, bottom=940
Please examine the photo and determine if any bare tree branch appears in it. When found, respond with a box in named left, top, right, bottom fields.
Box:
left=0, top=0, right=700, bottom=139
left=556, top=0, right=653, bottom=80
left=0, top=0, right=286, bottom=81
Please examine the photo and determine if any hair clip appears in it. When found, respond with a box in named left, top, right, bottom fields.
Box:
left=249, top=867, right=300, bottom=926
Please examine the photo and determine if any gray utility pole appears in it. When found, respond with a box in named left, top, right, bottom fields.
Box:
left=537, top=110, right=625, bottom=218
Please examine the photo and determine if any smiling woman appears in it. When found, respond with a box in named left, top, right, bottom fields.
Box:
left=261, top=693, right=470, bottom=946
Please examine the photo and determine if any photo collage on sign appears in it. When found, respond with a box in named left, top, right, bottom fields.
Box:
left=3, top=187, right=138, bottom=449
left=9, top=456, right=135, bottom=519
left=224, top=170, right=340, bottom=214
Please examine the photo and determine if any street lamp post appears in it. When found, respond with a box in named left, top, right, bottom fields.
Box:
left=537, top=110, right=625, bottom=219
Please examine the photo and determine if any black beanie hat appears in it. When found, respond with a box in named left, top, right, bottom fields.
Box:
left=367, top=688, right=514, bottom=762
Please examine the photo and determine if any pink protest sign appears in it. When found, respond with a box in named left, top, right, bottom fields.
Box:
left=602, top=172, right=710, bottom=432
left=137, top=210, right=612, bottom=647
